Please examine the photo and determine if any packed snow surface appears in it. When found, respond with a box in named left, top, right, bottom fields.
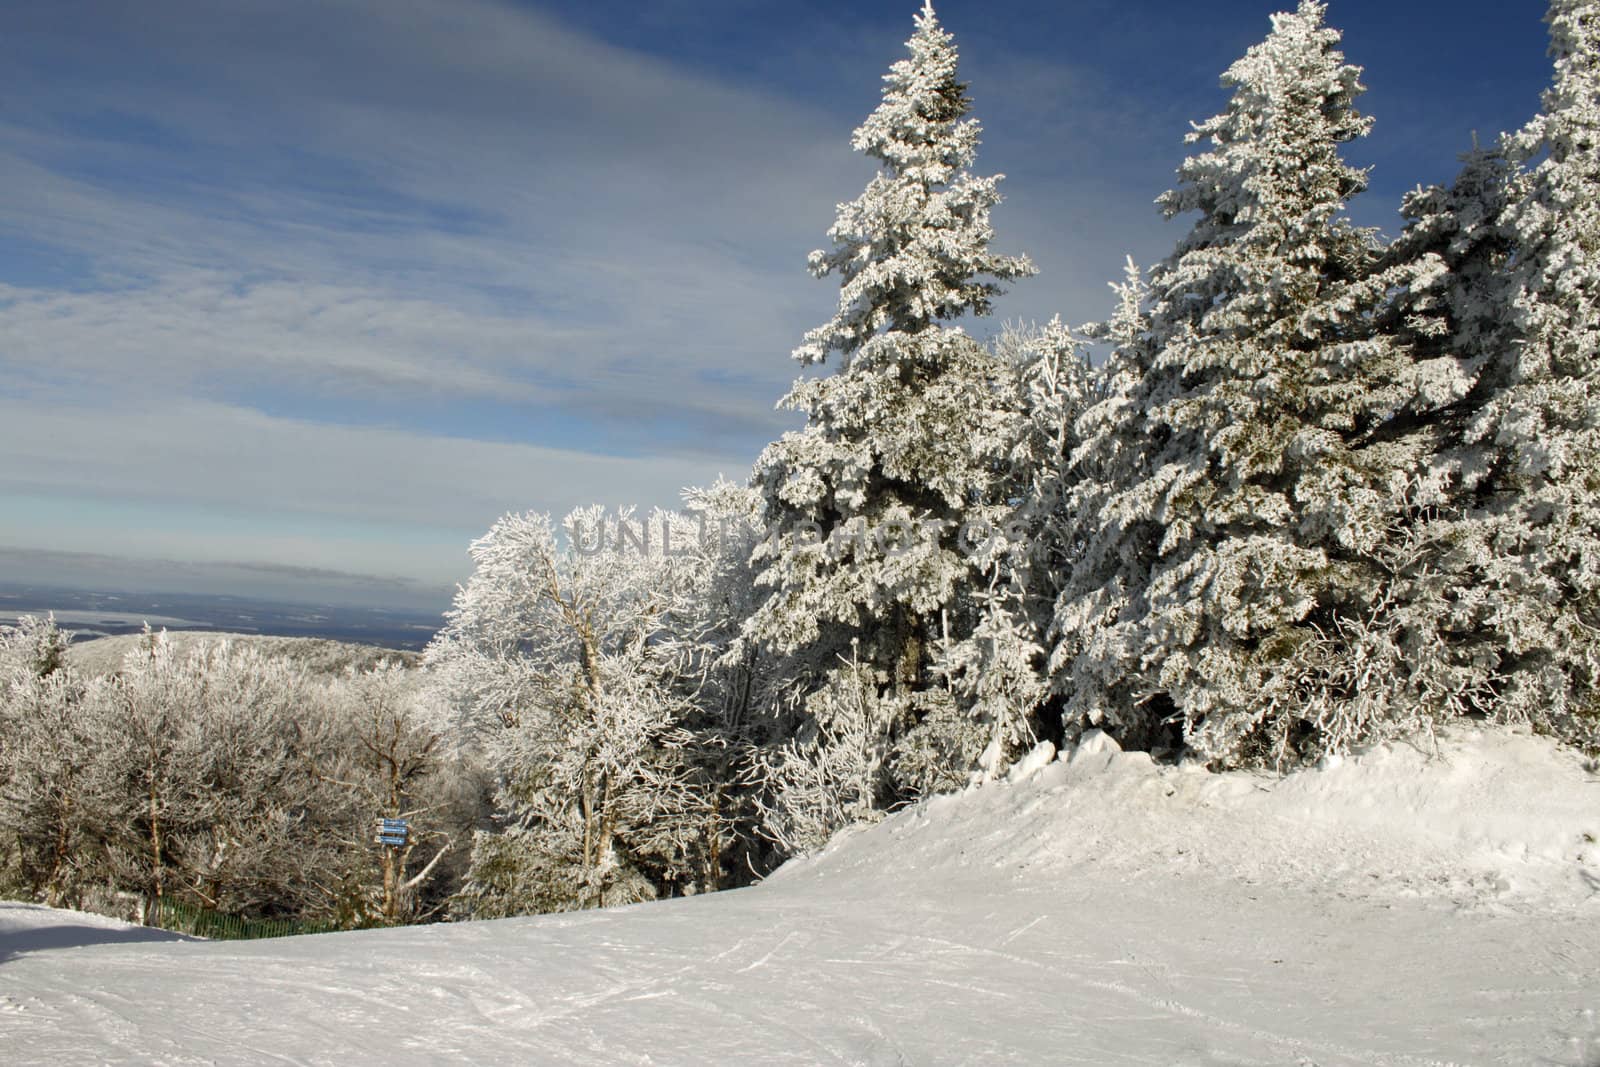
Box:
left=3, top=726, right=1598, bottom=1065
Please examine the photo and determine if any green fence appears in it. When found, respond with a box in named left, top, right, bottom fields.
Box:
left=150, top=898, right=340, bottom=941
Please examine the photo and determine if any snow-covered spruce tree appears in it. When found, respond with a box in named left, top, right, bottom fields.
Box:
left=1353, top=141, right=1526, bottom=731
left=429, top=508, right=725, bottom=916
left=1390, top=143, right=1523, bottom=430
left=1051, top=1, right=1466, bottom=766
left=1016, top=264, right=1159, bottom=753
left=1446, top=0, right=1600, bottom=744
left=747, top=2, right=1034, bottom=810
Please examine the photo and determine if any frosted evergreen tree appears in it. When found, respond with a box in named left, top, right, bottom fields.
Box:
left=1039, top=260, right=1165, bottom=748
left=746, top=2, right=1034, bottom=806
left=1349, top=140, right=1523, bottom=730
left=1390, top=143, right=1523, bottom=432
left=1449, top=0, right=1600, bottom=741
left=1051, top=2, right=1459, bottom=765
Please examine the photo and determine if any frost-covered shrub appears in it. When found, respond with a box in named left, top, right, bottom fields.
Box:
left=0, top=620, right=482, bottom=926
left=0, top=613, right=69, bottom=681
left=0, top=667, right=105, bottom=906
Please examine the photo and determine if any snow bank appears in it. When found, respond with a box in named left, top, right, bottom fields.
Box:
left=787, top=723, right=1600, bottom=913
left=3, top=725, right=1597, bottom=1065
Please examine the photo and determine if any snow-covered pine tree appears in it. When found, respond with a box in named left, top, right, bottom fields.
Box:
left=1390, top=143, right=1523, bottom=435
left=746, top=2, right=1034, bottom=807
left=1357, top=141, right=1525, bottom=731
left=1036, top=260, right=1164, bottom=749
left=1051, top=1, right=1461, bottom=766
left=1448, top=0, right=1600, bottom=743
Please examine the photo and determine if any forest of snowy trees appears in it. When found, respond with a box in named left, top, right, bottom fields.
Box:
left=2, top=0, right=1597, bottom=927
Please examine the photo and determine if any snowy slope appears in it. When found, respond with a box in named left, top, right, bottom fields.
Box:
left=3, top=726, right=1598, bottom=1066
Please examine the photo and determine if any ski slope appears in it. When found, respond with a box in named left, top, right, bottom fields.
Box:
left=3, top=726, right=1597, bottom=1065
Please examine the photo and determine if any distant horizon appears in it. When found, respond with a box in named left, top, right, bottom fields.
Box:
left=0, top=578, right=446, bottom=650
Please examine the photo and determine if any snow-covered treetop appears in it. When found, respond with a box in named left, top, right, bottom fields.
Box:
left=792, top=2, right=1034, bottom=368
left=852, top=1, right=971, bottom=184
left=1159, top=0, right=1370, bottom=275
left=1528, top=0, right=1600, bottom=163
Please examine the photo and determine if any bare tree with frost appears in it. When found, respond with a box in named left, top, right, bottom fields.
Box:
left=429, top=508, right=725, bottom=915
left=300, top=662, right=476, bottom=926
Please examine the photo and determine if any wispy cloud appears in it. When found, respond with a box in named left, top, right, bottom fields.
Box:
left=0, top=0, right=876, bottom=605
left=0, top=0, right=873, bottom=452
left=0, top=545, right=445, bottom=611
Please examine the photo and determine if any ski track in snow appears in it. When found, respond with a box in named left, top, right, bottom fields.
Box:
left=3, top=726, right=1599, bottom=1065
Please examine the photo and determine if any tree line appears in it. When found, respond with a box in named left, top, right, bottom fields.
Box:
left=0, top=618, right=482, bottom=926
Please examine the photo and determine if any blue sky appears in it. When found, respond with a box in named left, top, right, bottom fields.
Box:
left=0, top=0, right=1557, bottom=612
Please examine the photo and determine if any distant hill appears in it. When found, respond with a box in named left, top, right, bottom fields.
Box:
left=67, top=631, right=422, bottom=679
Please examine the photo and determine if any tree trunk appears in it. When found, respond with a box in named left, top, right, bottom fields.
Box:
left=146, top=774, right=164, bottom=926
left=44, top=793, right=73, bottom=908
